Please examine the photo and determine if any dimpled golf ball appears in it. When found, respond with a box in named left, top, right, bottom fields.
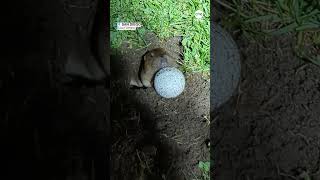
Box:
left=154, top=67, right=185, bottom=98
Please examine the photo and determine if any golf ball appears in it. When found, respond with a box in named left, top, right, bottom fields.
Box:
left=154, top=67, right=185, bottom=98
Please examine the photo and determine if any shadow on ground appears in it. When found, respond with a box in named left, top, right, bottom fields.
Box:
left=110, top=54, right=186, bottom=180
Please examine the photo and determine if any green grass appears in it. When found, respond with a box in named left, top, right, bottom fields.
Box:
left=110, top=0, right=210, bottom=73
left=197, top=161, right=210, bottom=180
left=217, top=0, right=320, bottom=64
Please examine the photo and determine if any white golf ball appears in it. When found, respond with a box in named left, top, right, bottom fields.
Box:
left=195, top=10, right=204, bottom=19
left=154, top=67, right=185, bottom=98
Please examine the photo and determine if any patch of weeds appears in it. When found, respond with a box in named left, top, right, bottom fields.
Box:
left=217, top=0, right=320, bottom=65
left=197, top=161, right=210, bottom=180
left=110, top=0, right=210, bottom=73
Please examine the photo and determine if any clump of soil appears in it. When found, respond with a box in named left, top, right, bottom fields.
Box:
left=111, top=32, right=210, bottom=179
left=212, top=31, right=320, bottom=179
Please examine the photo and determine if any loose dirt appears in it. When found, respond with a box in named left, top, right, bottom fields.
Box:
left=111, top=33, right=210, bottom=180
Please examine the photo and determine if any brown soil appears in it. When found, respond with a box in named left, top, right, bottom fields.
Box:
left=212, top=32, right=320, bottom=179
left=111, top=33, right=210, bottom=180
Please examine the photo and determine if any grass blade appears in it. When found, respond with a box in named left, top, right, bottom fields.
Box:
left=245, top=14, right=281, bottom=23
left=269, top=22, right=298, bottom=35
left=308, top=55, right=320, bottom=66
left=292, top=0, right=301, bottom=24
left=296, top=23, right=320, bottom=31
left=301, top=9, right=320, bottom=21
